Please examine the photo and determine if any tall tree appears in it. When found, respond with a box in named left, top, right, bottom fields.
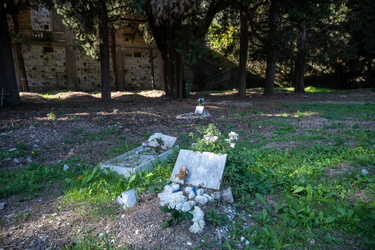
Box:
left=55, top=0, right=113, bottom=101
left=285, top=0, right=343, bottom=93
left=247, top=0, right=283, bottom=95
left=344, top=0, right=375, bottom=88
left=98, top=0, right=111, bottom=101
left=130, top=0, right=234, bottom=98
left=8, top=0, right=30, bottom=92
left=263, top=0, right=280, bottom=96
left=238, top=1, right=249, bottom=97
left=0, top=0, right=22, bottom=105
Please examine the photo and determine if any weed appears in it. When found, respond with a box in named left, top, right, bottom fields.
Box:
left=0, top=162, right=79, bottom=199
left=47, top=112, right=57, bottom=119
left=206, top=207, right=230, bottom=226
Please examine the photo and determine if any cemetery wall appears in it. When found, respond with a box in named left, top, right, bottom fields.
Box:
left=12, top=7, right=163, bottom=92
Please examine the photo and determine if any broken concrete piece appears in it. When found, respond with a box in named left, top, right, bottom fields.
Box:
left=212, top=192, right=222, bottom=200
left=116, top=189, right=137, bottom=209
left=0, top=202, right=6, bottom=210
left=171, top=149, right=227, bottom=190
left=222, top=187, right=234, bottom=203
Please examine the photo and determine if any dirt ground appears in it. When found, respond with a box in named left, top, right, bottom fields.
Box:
left=0, top=89, right=374, bottom=249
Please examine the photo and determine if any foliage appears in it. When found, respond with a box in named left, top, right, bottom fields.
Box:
left=159, top=206, right=193, bottom=228
left=189, top=123, right=236, bottom=154
left=0, top=161, right=81, bottom=199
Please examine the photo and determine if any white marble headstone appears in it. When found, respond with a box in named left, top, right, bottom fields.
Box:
left=170, top=149, right=227, bottom=190
left=195, top=106, right=204, bottom=114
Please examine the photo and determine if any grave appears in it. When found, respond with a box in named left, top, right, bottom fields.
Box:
left=176, top=98, right=211, bottom=119
left=176, top=110, right=211, bottom=119
left=101, top=133, right=177, bottom=178
left=170, top=149, right=227, bottom=190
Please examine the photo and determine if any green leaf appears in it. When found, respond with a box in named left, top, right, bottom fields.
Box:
left=255, top=193, right=267, bottom=207
left=325, top=216, right=336, bottom=224
left=65, top=178, right=76, bottom=184
left=293, top=186, right=305, bottom=194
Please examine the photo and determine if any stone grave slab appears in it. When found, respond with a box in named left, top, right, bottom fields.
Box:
left=170, top=149, right=227, bottom=190
left=101, top=146, right=175, bottom=178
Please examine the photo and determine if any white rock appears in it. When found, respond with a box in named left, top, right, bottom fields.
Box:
left=212, top=192, right=221, bottom=200
left=163, top=185, right=173, bottom=193
left=188, top=191, right=196, bottom=200
left=222, top=187, right=234, bottom=203
left=63, top=165, right=69, bottom=171
left=240, top=236, right=250, bottom=245
left=9, top=148, right=16, bottom=152
left=184, top=186, right=193, bottom=194
left=0, top=203, right=6, bottom=210
left=170, top=183, right=180, bottom=192
left=203, top=194, right=213, bottom=201
left=195, top=195, right=208, bottom=205
left=187, top=242, right=193, bottom=246
left=196, top=189, right=204, bottom=196
left=116, top=189, right=137, bottom=209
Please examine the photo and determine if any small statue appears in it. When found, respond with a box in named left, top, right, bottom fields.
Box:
left=172, top=165, right=189, bottom=184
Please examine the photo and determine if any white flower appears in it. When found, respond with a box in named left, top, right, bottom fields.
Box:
left=148, top=133, right=163, bottom=142
left=181, top=201, right=193, bottom=212
left=204, top=133, right=218, bottom=142
left=148, top=133, right=164, bottom=147
left=189, top=219, right=205, bottom=233
left=158, top=192, right=170, bottom=206
left=190, top=206, right=204, bottom=222
left=187, top=200, right=195, bottom=207
left=175, top=202, right=183, bottom=211
left=158, top=191, right=186, bottom=209
left=230, top=142, right=236, bottom=148
left=228, top=131, right=239, bottom=141
left=167, top=191, right=187, bottom=209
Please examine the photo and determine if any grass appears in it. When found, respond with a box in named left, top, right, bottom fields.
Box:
left=1, top=88, right=374, bottom=248
left=0, top=161, right=83, bottom=200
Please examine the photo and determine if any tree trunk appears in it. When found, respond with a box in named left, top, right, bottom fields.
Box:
left=238, top=4, right=249, bottom=97
left=98, top=0, right=111, bottom=101
left=366, top=58, right=374, bottom=88
left=110, top=25, right=119, bottom=91
left=293, top=26, right=307, bottom=93
left=264, top=0, right=280, bottom=96
left=149, top=47, right=155, bottom=89
left=12, top=12, right=29, bottom=92
left=0, top=3, right=21, bottom=105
